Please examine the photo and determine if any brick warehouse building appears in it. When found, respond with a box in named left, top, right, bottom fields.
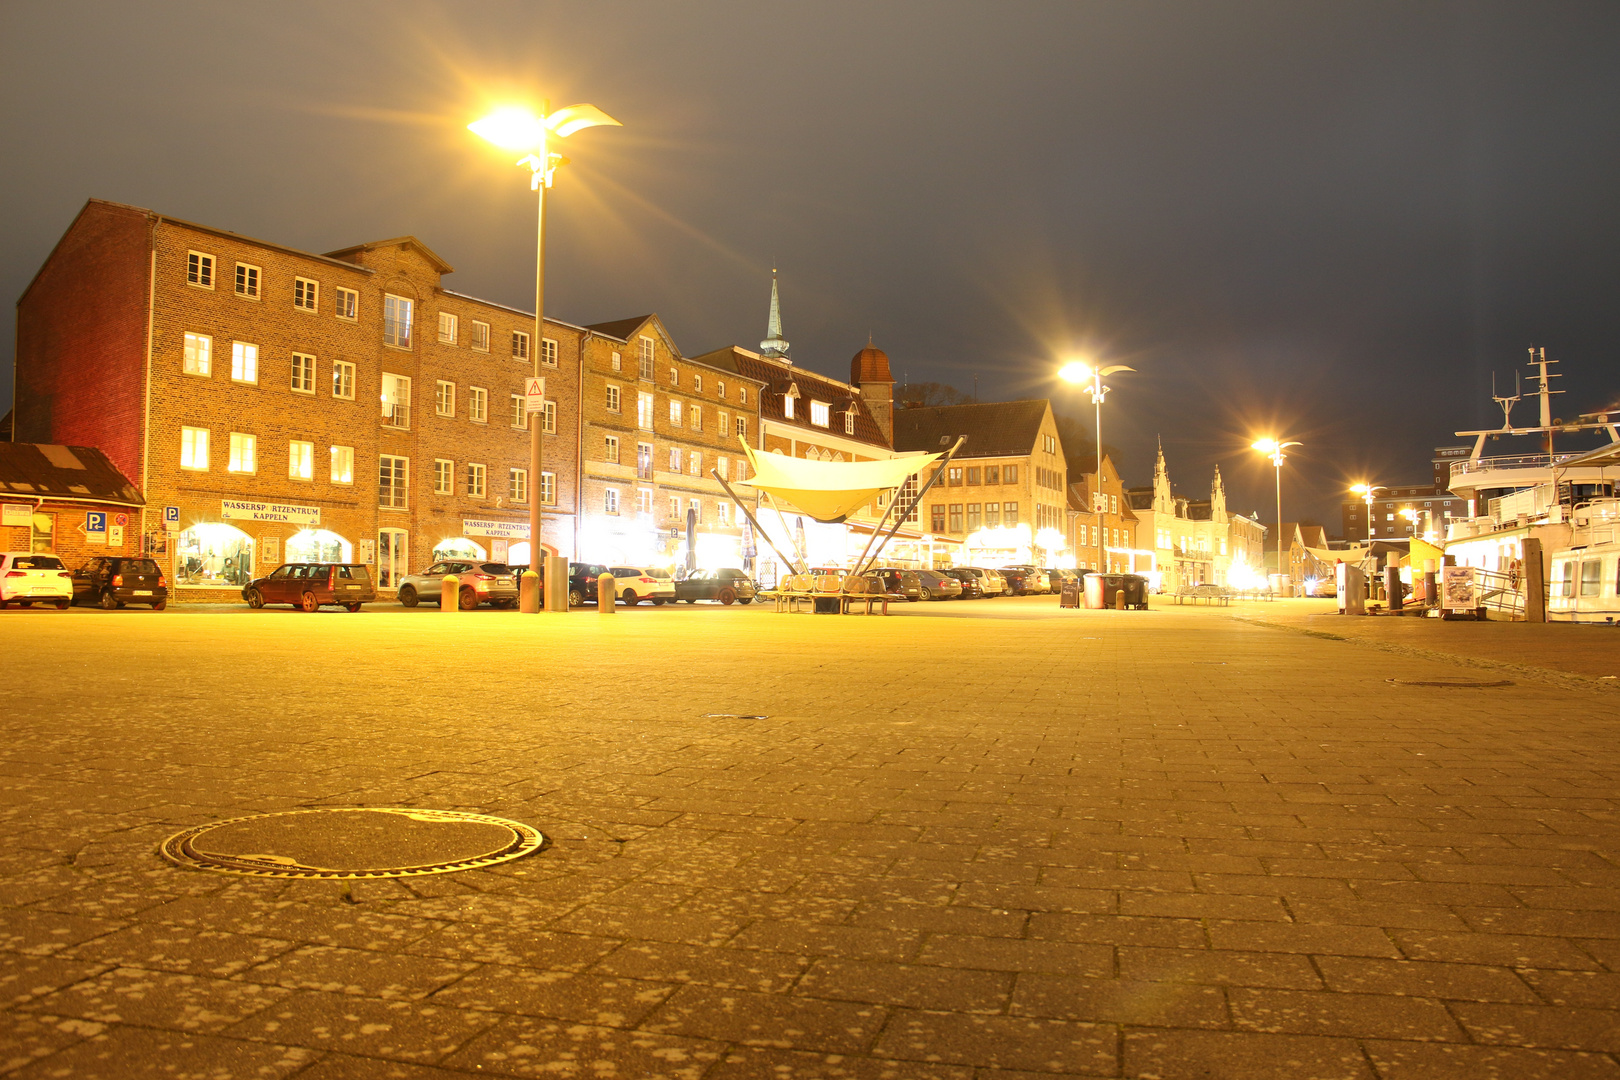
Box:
left=13, top=199, right=585, bottom=599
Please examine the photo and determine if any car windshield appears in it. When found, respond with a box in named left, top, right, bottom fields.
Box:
left=335, top=565, right=368, bottom=580
left=480, top=563, right=509, bottom=574
left=13, top=556, right=64, bottom=570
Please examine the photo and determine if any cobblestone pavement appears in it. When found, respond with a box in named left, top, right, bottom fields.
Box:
left=2, top=598, right=1618, bottom=1079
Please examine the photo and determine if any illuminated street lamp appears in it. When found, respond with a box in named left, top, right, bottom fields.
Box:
left=1251, top=437, right=1301, bottom=594
left=471, top=102, right=621, bottom=612
left=1350, top=482, right=1386, bottom=541
left=1060, top=359, right=1133, bottom=571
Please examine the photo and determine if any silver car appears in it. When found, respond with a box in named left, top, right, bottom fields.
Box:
left=396, top=561, right=519, bottom=609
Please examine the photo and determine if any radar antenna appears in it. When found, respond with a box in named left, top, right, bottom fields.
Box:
left=1491, top=370, right=1521, bottom=431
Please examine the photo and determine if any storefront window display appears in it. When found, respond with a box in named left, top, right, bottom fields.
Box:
left=432, top=537, right=487, bottom=562
left=178, top=523, right=255, bottom=587
left=286, top=529, right=352, bottom=564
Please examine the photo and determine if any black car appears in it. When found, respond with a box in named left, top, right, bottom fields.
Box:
left=673, top=568, right=758, bottom=605
left=72, top=556, right=168, bottom=609
left=566, top=562, right=611, bottom=607
left=943, top=568, right=985, bottom=598
left=869, top=567, right=923, bottom=601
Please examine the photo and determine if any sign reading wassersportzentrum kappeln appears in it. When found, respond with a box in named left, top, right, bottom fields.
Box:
left=463, top=518, right=530, bottom=539
left=221, top=500, right=321, bottom=526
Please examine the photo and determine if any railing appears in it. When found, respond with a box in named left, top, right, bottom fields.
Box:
left=1451, top=451, right=1593, bottom=480
left=1472, top=565, right=1525, bottom=620
left=382, top=403, right=410, bottom=429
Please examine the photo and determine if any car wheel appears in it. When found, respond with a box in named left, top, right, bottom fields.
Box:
left=99, top=590, right=118, bottom=610
left=399, top=585, right=419, bottom=608
left=18, top=600, right=33, bottom=608
left=245, top=588, right=264, bottom=609
left=345, top=602, right=362, bottom=612
left=56, top=599, right=70, bottom=610
left=717, top=587, right=736, bottom=605
left=919, top=586, right=931, bottom=600
left=568, top=588, right=584, bottom=607
left=651, top=598, right=665, bottom=606
left=300, top=591, right=319, bottom=612
left=684, top=598, right=696, bottom=604
left=459, top=586, right=478, bottom=610
left=622, top=589, right=638, bottom=605
left=738, top=597, right=752, bottom=604
left=152, top=601, right=167, bottom=610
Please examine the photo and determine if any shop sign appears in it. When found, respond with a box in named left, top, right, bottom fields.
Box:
left=463, top=517, right=530, bottom=539
left=1, top=503, right=31, bottom=527
left=221, top=499, right=321, bottom=525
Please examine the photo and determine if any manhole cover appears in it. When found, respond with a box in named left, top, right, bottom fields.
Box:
left=1386, top=677, right=1515, bottom=688
left=160, top=808, right=543, bottom=879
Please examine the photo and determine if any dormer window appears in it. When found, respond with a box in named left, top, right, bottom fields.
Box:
left=810, top=400, right=830, bottom=428
left=844, top=410, right=856, bottom=435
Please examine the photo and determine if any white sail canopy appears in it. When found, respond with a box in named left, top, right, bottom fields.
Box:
left=741, top=443, right=940, bottom=523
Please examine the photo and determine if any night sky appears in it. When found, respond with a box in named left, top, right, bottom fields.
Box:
left=4, top=2, right=1617, bottom=528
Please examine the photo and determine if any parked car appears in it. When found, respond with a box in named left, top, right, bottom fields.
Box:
left=567, top=562, right=612, bottom=606
left=72, top=556, right=168, bottom=609
left=608, top=566, right=676, bottom=605
left=942, top=568, right=986, bottom=599
left=959, top=567, right=1009, bottom=596
left=997, top=566, right=1043, bottom=595
left=0, top=552, right=73, bottom=609
left=914, top=569, right=964, bottom=600
left=397, top=561, right=519, bottom=609
left=243, top=563, right=376, bottom=611
left=870, top=566, right=923, bottom=601
left=673, top=568, right=758, bottom=605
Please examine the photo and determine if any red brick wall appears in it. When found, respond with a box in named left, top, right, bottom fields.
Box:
left=14, top=201, right=151, bottom=486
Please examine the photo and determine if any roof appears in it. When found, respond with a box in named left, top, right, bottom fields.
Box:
left=324, top=236, right=455, bottom=274
left=0, top=444, right=145, bottom=507
left=585, top=315, right=657, bottom=341
left=892, top=400, right=1051, bottom=458
left=692, top=347, right=890, bottom=449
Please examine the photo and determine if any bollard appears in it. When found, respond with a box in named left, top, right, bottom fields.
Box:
left=1114, top=589, right=1125, bottom=611
left=597, top=573, right=616, bottom=612
left=1385, top=566, right=1403, bottom=612
left=544, top=555, right=570, bottom=612
left=440, top=573, right=459, bottom=611
left=520, top=570, right=540, bottom=613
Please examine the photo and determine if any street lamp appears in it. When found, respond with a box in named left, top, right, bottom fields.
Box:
left=1350, top=482, right=1386, bottom=542
left=1060, top=359, right=1134, bottom=572
left=471, top=102, right=621, bottom=612
left=1251, top=437, right=1301, bottom=595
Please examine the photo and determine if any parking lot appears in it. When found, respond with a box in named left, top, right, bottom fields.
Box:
left=2, top=597, right=1618, bottom=1078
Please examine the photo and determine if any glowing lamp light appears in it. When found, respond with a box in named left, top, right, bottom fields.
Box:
left=1059, top=361, right=1093, bottom=383
left=469, top=104, right=622, bottom=150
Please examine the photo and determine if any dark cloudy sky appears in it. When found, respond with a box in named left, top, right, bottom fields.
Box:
left=4, top=1, right=1617, bottom=527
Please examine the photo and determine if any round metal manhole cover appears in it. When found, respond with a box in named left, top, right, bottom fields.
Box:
left=1386, top=677, right=1515, bottom=688
left=160, top=808, right=543, bottom=879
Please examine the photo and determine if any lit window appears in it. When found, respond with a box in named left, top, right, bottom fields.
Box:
left=669, top=448, right=681, bottom=472
left=669, top=367, right=679, bottom=385
left=691, top=405, right=702, bottom=432
left=690, top=498, right=702, bottom=523
left=810, top=401, right=830, bottom=427
left=436, top=380, right=456, bottom=417
left=330, top=445, right=354, bottom=484
left=736, top=416, right=747, bottom=440
left=379, top=455, right=409, bottom=508
left=186, top=251, right=214, bottom=288
left=784, top=394, right=795, bottom=419
left=605, top=489, right=620, bottom=515
left=845, top=411, right=855, bottom=435
left=541, top=337, right=557, bottom=366
left=611, top=351, right=622, bottom=372
left=637, top=443, right=653, bottom=480
left=381, top=374, right=411, bottom=428
left=605, top=435, right=620, bottom=464
left=383, top=294, right=413, bottom=348
left=689, top=451, right=701, bottom=476
left=183, top=333, right=212, bottom=376
left=228, top=432, right=256, bottom=474
left=470, top=320, right=489, bottom=352
left=717, top=380, right=726, bottom=398
left=510, top=468, right=528, bottom=503
left=637, top=392, right=654, bottom=430
left=433, top=459, right=453, bottom=494
left=235, top=263, right=260, bottom=298
left=719, top=411, right=729, bottom=436
left=541, top=400, right=556, bottom=434
left=332, top=361, right=355, bottom=400
left=289, top=441, right=313, bottom=480
left=510, top=394, right=527, bottom=429
left=336, top=287, right=358, bottom=320
left=717, top=502, right=730, bottom=525
left=694, top=374, right=703, bottom=393
left=467, top=462, right=486, bottom=498
left=293, top=277, right=319, bottom=312
left=180, top=427, right=209, bottom=470
left=637, top=489, right=652, bottom=515
left=717, top=456, right=728, bottom=480
left=606, top=385, right=621, bottom=412
left=638, top=337, right=655, bottom=379
left=439, top=312, right=458, bottom=344
left=540, top=471, right=555, bottom=505
left=468, top=386, right=487, bottom=423
left=512, top=331, right=530, bottom=361
left=291, top=353, right=315, bottom=394
left=669, top=400, right=683, bottom=426
left=739, top=387, right=748, bottom=405
left=669, top=496, right=680, bottom=520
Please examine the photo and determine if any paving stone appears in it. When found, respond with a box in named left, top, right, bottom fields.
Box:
left=240, top=944, right=476, bottom=1000
left=18, top=965, right=290, bottom=1033
left=1122, top=1028, right=1375, bottom=1079
left=704, top=1046, right=973, bottom=1078
left=1362, top=1039, right=1620, bottom=1079
left=1452, top=1001, right=1620, bottom=1052
left=440, top=1017, right=724, bottom=1078
left=1011, top=972, right=1229, bottom=1027
left=3, top=1026, right=316, bottom=1079
left=871, top=1010, right=1116, bottom=1074
left=644, top=984, right=887, bottom=1054
left=1118, top=946, right=1322, bottom=989
left=1229, top=987, right=1464, bottom=1040
left=224, top=991, right=500, bottom=1063
left=1315, top=955, right=1541, bottom=1002
left=797, top=956, right=1012, bottom=1012
left=592, top=940, right=811, bottom=992
left=433, top=966, right=675, bottom=1027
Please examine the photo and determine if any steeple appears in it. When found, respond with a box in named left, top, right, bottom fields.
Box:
left=1210, top=465, right=1228, bottom=523
left=759, top=270, right=790, bottom=361
left=1152, top=438, right=1173, bottom=515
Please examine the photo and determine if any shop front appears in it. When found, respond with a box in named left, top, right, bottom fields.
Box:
left=463, top=517, right=531, bottom=569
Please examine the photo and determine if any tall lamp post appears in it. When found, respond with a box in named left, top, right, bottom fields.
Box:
left=1059, top=360, right=1134, bottom=571
left=1350, top=482, right=1386, bottom=542
left=470, top=103, right=621, bottom=612
left=1251, top=438, right=1301, bottom=595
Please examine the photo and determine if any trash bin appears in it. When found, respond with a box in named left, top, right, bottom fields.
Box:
left=1083, top=572, right=1108, bottom=609
left=1084, top=572, right=1148, bottom=610
left=1120, top=573, right=1148, bottom=610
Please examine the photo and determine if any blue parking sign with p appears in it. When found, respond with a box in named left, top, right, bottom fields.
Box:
left=164, top=505, right=180, bottom=525
left=86, top=511, right=106, bottom=533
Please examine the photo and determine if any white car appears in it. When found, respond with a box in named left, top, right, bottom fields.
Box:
left=608, top=566, right=676, bottom=606
left=0, top=552, right=74, bottom=609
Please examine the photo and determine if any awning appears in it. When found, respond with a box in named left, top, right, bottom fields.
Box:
left=741, top=443, right=940, bottom=524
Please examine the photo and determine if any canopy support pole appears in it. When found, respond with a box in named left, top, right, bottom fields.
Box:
left=861, top=436, right=966, bottom=574
left=850, top=484, right=904, bottom=576
left=712, top=471, right=805, bottom=576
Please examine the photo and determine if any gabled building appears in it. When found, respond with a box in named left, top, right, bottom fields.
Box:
left=1068, top=452, right=1144, bottom=574
left=1127, top=447, right=1238, bottom=590
left=0, top=443, right=145, bottom=563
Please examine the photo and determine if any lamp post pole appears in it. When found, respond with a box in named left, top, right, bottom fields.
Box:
left=1060, top=360, right=1133, bottom=573
left=1252, top=438, right=1300, bottom=596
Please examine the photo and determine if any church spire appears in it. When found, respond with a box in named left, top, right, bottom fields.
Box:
left=1152, top=437, right=1173, bottom=515
left=759, top=269, right=790, bottom=361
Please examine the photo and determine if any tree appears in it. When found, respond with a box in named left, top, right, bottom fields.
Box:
left=895, top=382, right=978, bottom=408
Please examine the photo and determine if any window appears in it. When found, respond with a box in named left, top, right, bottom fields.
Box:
left=605, top=435, right=620, bottom=464
left=669, top=400, right=683, bottom=426
left=1110, top=494, right=1118, bottom=514
left=986, top=465, right=1000, bottom=485
left=637, top=489, right=652, bottom=515
left=381, top=374, right=411, bottom=428
left=512, top=331, right=530, bottom=361
left=967, top=503, right=982, bottom=532
left=294, top=277, right=319, bottom=312
left=291, top=352, right=315, bottom=393
left=541, top=337, right=557, bottom=366
left=336, top=287, right=358, bottom=320
left=540, top=471, right=556, bottom=505
left=784, top=394, right=795, bottom=420
left=180, top=427, right=209, bottom=470
left=436, top=380, right=456, bottom=417
left=689, top=452, right=701, bottom=476
left=948, top=467, right=963, bottom=486
left=845, top=411, right=855, bottom=435
left=611, top=350, right=622, bottom=372
left=510, top=468, right=528, bottom=503
left=433, top=459, right=453, bottom=495
left=379, top=455, right=409, bottom=508
left=187, top=251, right=215, bottom=288
left=717, top=502, right=730, bottom=525
left=467, top=463, right=487, bottom=498
left=383, top=294, right=413, bottom=348
left=966, top=467, right=981, bottom=485
left=637, top=443, right=653, bottom=480
left=30, top=512, right=54, bottom=553
left=605, top=488, right=620, bottom=514
left=510, top=394, right=528, bottom=429
left=949, top=504, right=964, bottom=533
left=468, top=386, right=487, bottom=423
left=739, top=387, right=748, bottom=405
left=736, top=416, right=747, bottom=440
left=984, top=503, right=1000, bottom=528
left=331, top=445, right=354, bottom=484
left=289, top=441, right=313, bottom=480
left=235, top=263, right=260, bottom=298
left=1004, top=465, right=1018, bottom=484
left=931, top=505, right=945, bottom=532
left=1004, top=501, right=1018, bottom=525
left=690, top=405, right=702, bottom=432
left=689, top=499, right=703, bottom=523
left=1044, top=434, right=1057, bottom=454
left=541, top=400, right=556, bottom=434
left=718, top=410, right=729, bottom=436
left=669, top=366, right=678, bottom=385
left=438, top=312, right=458, bottom=344
left=669, top=448, right=682, bottom=472
left=810, top=401, right=830, bottom=427
left=637, top=392, right=654, bottom=430
left=183, top=333, right=212, bottom=376
left=1579, top=560, right=1602, bottom=597
left=717, top=456, right=728, bottom=480
left=605, top=384, right=621, bottom=412
left=668, top=496, right=681, bottom=521
left=470, top=320, right=489, bottom=351
left=228, top=433, right=256, bottom=474
left=332, top=360, right=355, bottom=400
left=638, top=337, right=655, bottom=379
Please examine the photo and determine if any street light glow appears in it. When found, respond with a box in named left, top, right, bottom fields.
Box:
left=469, top=104, right=622, bottom=151
left=1059, top=361, right=1093, bottom=383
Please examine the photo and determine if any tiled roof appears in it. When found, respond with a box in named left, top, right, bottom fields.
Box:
left=0, top=444, right=144, bottom=506
left=892, top=400, right=1050, bottom=458
left=585, top=315, right=656, bottom=342
left=691, top=347, right=891, bottom=450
